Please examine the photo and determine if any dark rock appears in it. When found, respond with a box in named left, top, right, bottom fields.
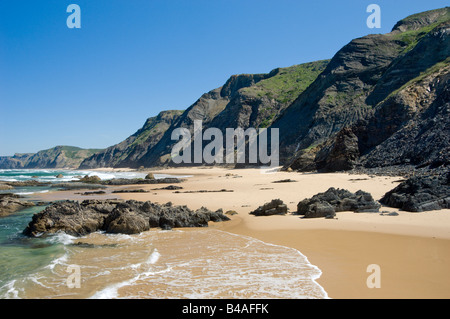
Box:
left=56, top=174, right=64, bottom=178
left=380, top=211, right=399, bottom=216
left=104, top=207, right=150, bottom=234
left=152, top=185, right=183, bottom=190
left=250, top=199, right=288, bottom=216
left=316, top=128, right=360, bottom=172
left=173, top=189, right=233, bottom=194
left=23, top=199, right=230, bottom=237
left=272, top=179, right=297, bottom=183
left=380, top=173, right=450, bottom=212
left=145, top=173, right=155, bottom=180
left=296, top=187, right=381, bottom=218
left=283, top=149, right=318, bottom=172
left=297, top=200, right=336, bottom=219
left=79, top=191, right=107, bottom=196
left=112, top=189, right=150, bottom=193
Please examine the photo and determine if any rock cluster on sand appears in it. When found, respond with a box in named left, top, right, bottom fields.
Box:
left=23, top=199, right=230, bottom=237
left=296, top=187, right=381, bottom=218
left=249, top=199, right=288, bottom=216
left=112, top=189, right=150, bottom=193
left=152, top=185, right=183, bottom=190
left=380, top=173, right=450, bottom=212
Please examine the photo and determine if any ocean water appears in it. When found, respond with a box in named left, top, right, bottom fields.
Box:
left=0, top=169, right=189, bottom=184
left=0, top=169, right=191, bottom=196
left=0, top=169, right=328, bottom=299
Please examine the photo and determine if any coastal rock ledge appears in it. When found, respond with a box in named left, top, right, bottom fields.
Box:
left=23, top=199, right=230, bottom=237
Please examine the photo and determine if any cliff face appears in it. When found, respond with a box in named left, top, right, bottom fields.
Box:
left=81, top=61, right=328, bottom=168
left=284, top=7, right=450, bottom=172
left=0, top=146, right=103, bottom=169
left=0, top=153, right=33, bottom=169
left=356, top=57, right=450, bottom=169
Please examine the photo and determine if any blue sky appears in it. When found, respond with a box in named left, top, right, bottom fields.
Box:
left=0, top=0, right=448, bottom=156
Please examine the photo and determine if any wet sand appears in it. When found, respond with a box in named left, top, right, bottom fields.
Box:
left=39, top=167, right=450, bottom=299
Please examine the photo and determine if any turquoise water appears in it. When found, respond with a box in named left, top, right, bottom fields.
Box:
left=0, top=169, right=149, bottom=184
left=0, top=205, right=68, bottom=298
left=0, top=169, right=328, bottom=299
left=0, top=169, right=149, bottom=298
left=0, top=169, right=191, bottom=196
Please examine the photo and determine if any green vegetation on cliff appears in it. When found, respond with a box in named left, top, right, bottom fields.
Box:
left=241, top=60, right=330, bottom=105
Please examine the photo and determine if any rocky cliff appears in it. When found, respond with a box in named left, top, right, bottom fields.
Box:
left=80, top=61, right=328, bottom=168
left=110, top=7, right=449, bottom=171
left=283, top=7, right=450, bottom=173
left=0, top=146, right=103, bottom=169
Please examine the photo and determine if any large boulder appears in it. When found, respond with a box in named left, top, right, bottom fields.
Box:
left=250, top=199, right=288, bottom=216
left=296, top=187, right=380, bottom=218
left=297, top=200, right=336, bottom=219
left=104, top=207, right=150, bottom=234
left=380, top=173, right=450, bottom=212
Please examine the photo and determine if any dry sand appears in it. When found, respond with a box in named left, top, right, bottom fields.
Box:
left=41, top=167, right=450, bottom=299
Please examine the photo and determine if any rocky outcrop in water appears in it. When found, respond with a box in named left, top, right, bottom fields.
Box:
left=380, top=173, right=450, bottom=212
left=0, top=183, right=14, bottom=191
left=0, top=194, right=36, bottom=217
left=23, top=199, right=230, bottom=236
left=296, top=188, right=381, bottom=218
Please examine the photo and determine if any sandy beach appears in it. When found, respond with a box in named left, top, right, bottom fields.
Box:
left=40, top=167, right=450, bottom=299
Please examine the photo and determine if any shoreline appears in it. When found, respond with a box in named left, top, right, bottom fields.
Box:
left=32, top=167, right=450, bottom=298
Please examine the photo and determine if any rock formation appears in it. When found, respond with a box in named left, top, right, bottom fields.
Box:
left=23, top=199, right=230, bottom=236
left=249, top=199, right=288, bottom=216
left=280, top=7, right=450, bottom=173
left=296, top=188, right=381, bottom=218
left=380, top=173, right=450, bottom=212
left=0, top=194, right=36, bottom=217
